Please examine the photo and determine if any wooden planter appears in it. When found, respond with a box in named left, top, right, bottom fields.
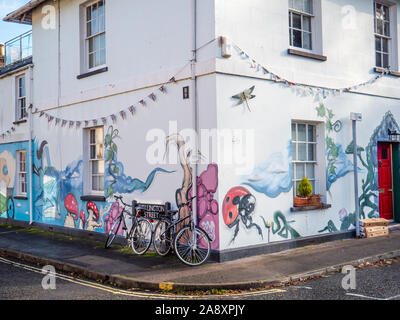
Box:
left=294, top=194, right=322, bottom=207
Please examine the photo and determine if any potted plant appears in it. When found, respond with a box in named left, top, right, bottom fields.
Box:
left=294, top=177, right=322, bottom=207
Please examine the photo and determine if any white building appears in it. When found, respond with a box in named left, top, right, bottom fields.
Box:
left=0, top=0, right=399, bottom=261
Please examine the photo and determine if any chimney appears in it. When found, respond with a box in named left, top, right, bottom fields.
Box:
left=0, top=44, right=4, bottom=67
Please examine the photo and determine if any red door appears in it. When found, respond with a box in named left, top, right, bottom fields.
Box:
left=378, top=143, right=394, bottom=220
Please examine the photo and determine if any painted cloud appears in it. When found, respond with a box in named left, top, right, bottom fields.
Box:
left=242, top=142, right=293, bottom=198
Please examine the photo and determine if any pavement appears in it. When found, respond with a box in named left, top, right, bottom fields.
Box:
left=1, top=223, right=400, bottom=292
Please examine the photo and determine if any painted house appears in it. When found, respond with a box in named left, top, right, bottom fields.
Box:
left=0, top=0, right=400, bottom=261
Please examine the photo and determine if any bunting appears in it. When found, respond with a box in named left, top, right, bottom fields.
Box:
left=29, top=69, right=179, bottom=130
left=232, top=43, right=391, bottom=100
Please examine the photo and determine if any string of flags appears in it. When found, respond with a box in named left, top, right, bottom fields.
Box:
left=31, top=76, right=178, bottom=130
left=0, top=126, right=16, bottom=140
left=232, top=43, right=391, bottom=100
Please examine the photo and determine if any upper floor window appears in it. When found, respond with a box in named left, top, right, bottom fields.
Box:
left=16, top=74, right=26, bottom=120
left=289, top=0, right=313, bottom=50
left=85, top=0, right=106, bottom=70
left=374, top=1, right=398, bottom=70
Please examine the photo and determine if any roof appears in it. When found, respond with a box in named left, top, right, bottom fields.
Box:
left=3, top=0, right=47, bottom=25
left=0, top=56, right=33, bottom=77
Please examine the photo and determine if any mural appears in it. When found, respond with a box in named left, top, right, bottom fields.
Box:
left=319, top=208, right=355, bottom=233
left=315, top=102, right=354, bottom=191
left=0, top=150, right=16, bottom=216
left=320, top=111, right=399, bottom=233
left=165, top=134, right=220, bottom=250
left=231, top=86, right=256, bottom=112
left=222, top=186, right=262, bottom=244
left=261, top=211, right=300, bottom=240
left=242, top=141, right=292, bottom=198
left=105, top=126, right=174, bottom=199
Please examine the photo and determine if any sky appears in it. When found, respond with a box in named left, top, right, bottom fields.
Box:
left=0, top=0, right=31, bottom=44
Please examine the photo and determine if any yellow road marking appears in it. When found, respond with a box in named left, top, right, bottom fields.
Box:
left=0, top=256, right=286, bottom=299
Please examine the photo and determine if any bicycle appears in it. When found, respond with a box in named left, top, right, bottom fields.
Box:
left=152, top=197, right=212, bottom=266
left=105, top=195, right=153, bottom=255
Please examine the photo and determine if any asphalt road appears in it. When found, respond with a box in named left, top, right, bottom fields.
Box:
left=0, top=255, right=399, bottom=301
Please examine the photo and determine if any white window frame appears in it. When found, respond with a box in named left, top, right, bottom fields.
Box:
left=85, top=126, right=105, bottom=195
left=84, top=0, right=106, bottom=72
left=374, top=1, right=398, bottom=70
left=288, top=0, right=323, bottom=55
left=16, top=150, right=27, bottom=196
left=16, top=74, right=26, bottom=121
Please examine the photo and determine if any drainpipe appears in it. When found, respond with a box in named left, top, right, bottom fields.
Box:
left=28, top=65, right=33, bottom=225
left=350, top=112, right=363, bottom=238
left=191, top=0, right=198, bottom=227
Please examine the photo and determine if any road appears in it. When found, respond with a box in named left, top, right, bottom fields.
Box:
left=0, top=255, right=399, bottom=301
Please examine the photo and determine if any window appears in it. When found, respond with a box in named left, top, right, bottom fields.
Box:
left=85, top=0, right=106, bottom=70
left=88, top=127, right=104, bottom=193
left=16, top=75, right=26, bottom=120
left=375, top=2, right=391, bottom=68
left=16, top=150, right=27, bottom=196
left=292, top=123, right=318, bottom=196
left=289, top=0, right=313, bottom=50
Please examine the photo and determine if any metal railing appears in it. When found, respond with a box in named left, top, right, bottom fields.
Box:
left=4, top=30, right=32, bottom=66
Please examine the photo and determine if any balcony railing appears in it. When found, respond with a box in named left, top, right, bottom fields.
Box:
left=4, top=30, right=32, bottom=66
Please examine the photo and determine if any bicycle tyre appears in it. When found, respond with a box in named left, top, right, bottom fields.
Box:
left=105, top=217, right=122, bottom=249
left=130, top=219, right=153, bottom=255
left=153, top=220, right=172, bottom=256
left=174, top=226, right=211, bottom=266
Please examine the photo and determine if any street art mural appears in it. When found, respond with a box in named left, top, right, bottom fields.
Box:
left=315, top=102, right=354, bottom=191
left=319, top=111, right=399, bottom=233
left=231, top=86, right=256, bottom=112
left=222, top=186, right=262, bottom=244
left=261, top=211, right=301, bottom=241
left=319, top=208, right=356, bottom=233
left=166, top=134, right=220, bottom=250
left=0, top=150, right=16, bottom=217
left=242, top=141, right=293, bottom=198
left=105, top=126, right=174, bottom=200
left=32, top=126, right=174, bottom=233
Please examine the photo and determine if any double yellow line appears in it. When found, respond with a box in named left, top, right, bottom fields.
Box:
left=0, top=256, right=285, bottom=299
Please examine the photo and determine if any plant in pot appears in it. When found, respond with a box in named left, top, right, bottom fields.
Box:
left=294, top=177, right=322, bottom=207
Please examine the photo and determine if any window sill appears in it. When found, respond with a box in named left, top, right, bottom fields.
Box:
left=14, top=196, right=28, bottom=200
left=77, top=67, right=108, bottom=80
left=80, top=195, right=106, bottom=202
left=13, top=119, right=27, bottom=125
left=290, top=203, right=331, bottom=212
left=374, top=67, right=400, bottom=77
left=288, top=48, right=327, bottom=61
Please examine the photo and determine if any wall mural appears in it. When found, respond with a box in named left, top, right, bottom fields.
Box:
left=222, top=186, right=262, bottom=244
left=261, top=211, right=300, bottom=241
left=32, top=125, right=174, bottom=234
left=315, top=102, right=354, bottom=191
left=166, top=134, right=220, bottom=250
left=0, top=150, right=16, bottom=217
left=319, top=111, right=399, bottom=233
left=105, top=126, right=174, bottom=200
left=231, top=86, right=256, bottom=112
left=242, top=141, right=292, bottom=198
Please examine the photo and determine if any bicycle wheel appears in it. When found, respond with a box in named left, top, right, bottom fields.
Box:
left=174, top=226, right=211, bottom=266
left=130, top=219, right=153, bottom=255
left=105, top=217, right=122, bottom=249
left=153, top=220, right=172, bottom=256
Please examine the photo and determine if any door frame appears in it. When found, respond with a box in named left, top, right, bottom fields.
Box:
left=377, top=142, right=394, bottom=221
